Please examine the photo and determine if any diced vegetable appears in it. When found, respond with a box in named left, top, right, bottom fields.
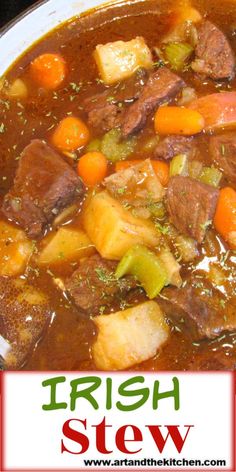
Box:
left=175, top=234, right=199, bottom=262
left=51, top=116, right=90, bottom=151
left=92, top=301, right=170, bottom=370
left=154, top=106, right=205, bottom=135
left=38, top=228, right=95, bottom=266
left=77, top=152, right=108, bottom=186
left=148, top=201, right=166, bottom=219
left=115, top=159, right=169, bottom=187
left=208, top=263, right=226, bottom=286
left=199, top=166, right=222, bottom=188
left=164, top=42, right=193, bottom=71
left=151, top=161, right=170, bottom=186
left=30, top=53, right=67, bottom=90
left=105, top=159, right=165, bottom=210
left=170, top=153, right=188, bottom=176
left=158, top=249, right=182, bottom=287
left=214, top=187, right=236, bottom=249
left=7, top=79, right=28, bottom=100
left=189, top=92, right=236, bottom=131
left=101, top=128, right=137, bottom=162
left=142, top=135, right=160, bottom=152
left=0, top=221, right=33, bottom=276
left=188, top=160, right=203, bottom=179
left=94, top=37, right=153, bottom=85
left=82, top=191, right=160, bottom=260
left=178, top=87, right=197, bottom=106
left=86, top=138, right=102, bottom=152
left=115, top=245, right=168, bottom=298
left=116, top=244, right=182, bottom=297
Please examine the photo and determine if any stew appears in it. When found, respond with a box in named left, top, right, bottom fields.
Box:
left=0, top=0, right=236, bottom=371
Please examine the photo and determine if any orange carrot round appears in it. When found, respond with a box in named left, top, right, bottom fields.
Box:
left=214, top=187, right=236, bottom=249
left=115, top=159, right=169, bottom=186
left=77, top=152, right=108, bottom=186
left=30, top=53, right=66, bottom=90
left=154, top=106, right=205, bottom=135
left=52, top=116, right=90, bottom=151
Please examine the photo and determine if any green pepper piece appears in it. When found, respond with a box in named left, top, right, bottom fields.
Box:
left=115, top=244, right=168, bottom=299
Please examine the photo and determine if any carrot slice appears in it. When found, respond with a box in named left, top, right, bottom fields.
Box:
left=115, top=159, right=169, bottom=186
left=77, top=152, right=108, bottom=186
left=52, top=116, right=90, bottom=151
left=154, top=106, right=204, bottom=135
left=30, top=53, right=66, bottom=90
left=214, top=187, right=236, bottom=249
left=151, top=161, right=169, bottom=186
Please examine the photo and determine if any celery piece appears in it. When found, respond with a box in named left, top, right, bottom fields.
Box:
left=164, top=42, right=194, bottom=71
left=86, top=138, right=102, bottom=152
left=188, top=160, right=203, bottom=179
left=199, top=166, right=222, bottom=188
left=101, top=128, right=137, bottom=163
left=115, top=244, right=168, bottom=298
left=142, top=135, right=160, bottom=152
left=170, top=154, right=188, bottom=177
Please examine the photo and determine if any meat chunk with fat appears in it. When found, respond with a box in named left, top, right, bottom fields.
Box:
left=121, top=67, right=185, bottom=137
left=167, top=176, right=219, bottom=243
left=154, top=135, right=194, bottom=160
left=191, top=20, right=235, bottom=80
left=83, top=68, right=148, bottom=132
left=2, top=140, right=84, bottom=239
left=209, top=132, right=236, bottom=184
left=160, top=277, right=236, bottom=340
left=65, top=254, right=137, bottom=313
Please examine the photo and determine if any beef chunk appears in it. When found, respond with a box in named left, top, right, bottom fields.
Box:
left=2, top=140, right=83, bottom=238
left=83, top=68, right=148, bottom=132
left=209, top=132, right=236, bottom=184
left=154, top=135, right=194, bottom=160
left=83, top=94, right=122, bottom=131
left=192, top=20, right=235, bottom=80
left=65, top=254, right=137, bottom=313
left=0, top=278, right=51, bottom=369
left=160, top=278, right=236, bottom=340
left=167, top=176, right=219, bottom=243
left=121, top=67, right=185, bottom=137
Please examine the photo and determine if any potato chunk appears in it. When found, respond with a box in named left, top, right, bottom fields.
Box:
left=92, top=301, right=169, bottom=370
left=94, top=37, right=153, bottom=85
left=0, top=221, right=33, bottom=276
left=38, top=227, right=94, bottom=266
left=82, top=191, right=160, bottom=260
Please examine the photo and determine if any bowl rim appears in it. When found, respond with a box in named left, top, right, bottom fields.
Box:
left=0, top=0, right=50, bottom=38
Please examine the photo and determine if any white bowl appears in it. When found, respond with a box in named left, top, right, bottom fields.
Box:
left=0, top=0, right=113, bottom=75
